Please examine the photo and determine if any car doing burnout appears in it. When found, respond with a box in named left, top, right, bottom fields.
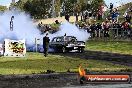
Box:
left=49, top=36, right=85, bottom=53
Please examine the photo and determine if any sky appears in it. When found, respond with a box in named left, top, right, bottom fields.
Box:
left=105, top=0, right=132, bottom=7
left=0, top=0, right=131, bottom=7
left=0, top=0, right=19, bottom=7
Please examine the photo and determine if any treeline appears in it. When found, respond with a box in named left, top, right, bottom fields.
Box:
left=12, top=0, right=105, bottom=19
left=0, top=5, right=7, bottom=11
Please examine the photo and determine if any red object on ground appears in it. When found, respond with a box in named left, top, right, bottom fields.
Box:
left=78, top=65, right=130, bottom=83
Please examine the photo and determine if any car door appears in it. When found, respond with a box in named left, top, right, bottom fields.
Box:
left=49, top=38, right=57, bottom=48
left=49, top=37, right=63, bottom=49
left=55, top=37, right=63, bottom=49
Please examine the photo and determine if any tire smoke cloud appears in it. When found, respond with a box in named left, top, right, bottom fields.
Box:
left=0, top=10, right=40, bottom=47
left=0, top=10, right=90, bottom=50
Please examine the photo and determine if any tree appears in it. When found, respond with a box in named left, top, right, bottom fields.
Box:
left=54, top=0, right=61, bottom=17
left=12, top=0, right=105, bottom=20
left=61, top=0, right=77, bottom=15
left=76, top=0, right=87, bottom=21
left=74, top=3, right=81, bottom=21
left=90, top=0, right=105, bottom=14
left=10, top=0, right=31, bottom=10
left=23, top=0, right=52, bottom=19
left=63, top=0, right=73, bottom=14
left=0, top=5, right=7, bottom=11
left=74, top=0, right=105, bottom=21
left=15, top=0, right=27, bottom=10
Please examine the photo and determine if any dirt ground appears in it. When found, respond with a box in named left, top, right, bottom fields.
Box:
left=0, top=73, right=131, bottom=88
left=36, top=16, right=81, bottom=24
left=0, top=51, right=132, bottom=88
left=52, top=50, right=132, bottom=66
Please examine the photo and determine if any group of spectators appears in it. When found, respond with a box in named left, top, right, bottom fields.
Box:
left=38, top=3, right=131, bottom=40
left=78, top=19, right=131, bottom=39
left=76, top=3, right=132, bottom=40
left=38, top=22, right=57, bottom=34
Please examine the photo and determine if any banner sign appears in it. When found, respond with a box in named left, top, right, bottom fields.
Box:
left=4, top=39, right=26, bottom=57
left=0, top=44, right=3, bottom=56
left=84, top=74, right=130, bottom=83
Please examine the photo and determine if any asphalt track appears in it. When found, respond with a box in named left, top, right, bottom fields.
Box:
left=0, top=73, right=131, bottom=88
left=63, top=84, right=132, bottom=88
left=0, top=51, right=132, bottom=88
left=51, top=50, right=132, bottom=66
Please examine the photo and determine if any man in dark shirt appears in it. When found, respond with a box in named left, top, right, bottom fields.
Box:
left=125, top=14, right=131, bottom=23
left=65, top=13, right=70, bottom=22
left=43, top=33, right=50, bottom=57
left=90, top=23, right=97, bottom=38
left=109, top=3, right=113, bottom=13
left=55, top=20, right=60, bottom=24
left=96, top=23, right=102, bottom=37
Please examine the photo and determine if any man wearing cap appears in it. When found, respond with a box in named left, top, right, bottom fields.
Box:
left=43, top=33, right=50, bottom=57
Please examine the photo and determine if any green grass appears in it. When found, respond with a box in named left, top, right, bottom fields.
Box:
left=50, top=23, right=60, bottom=30
left=86, top=41, right=132, bottom=55
left=0, top=41, right=132, bottom=75
left=0, top=52, right=131, bottom=75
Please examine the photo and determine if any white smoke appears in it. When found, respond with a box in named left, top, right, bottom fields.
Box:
left=48, top=22, right=90, bottom=42
left=0, top=10, right=90, bottom=49
left=0, top=10, right=40, bottom=46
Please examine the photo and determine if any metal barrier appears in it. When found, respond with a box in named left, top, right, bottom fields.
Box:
left=110, top=28, right=132, bottom=38
left=89, top=28, right=132, bottom=40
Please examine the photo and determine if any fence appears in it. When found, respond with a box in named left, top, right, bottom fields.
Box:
left=89, top=28, right=132, bottom=41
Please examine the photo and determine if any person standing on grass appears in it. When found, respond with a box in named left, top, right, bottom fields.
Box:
left=43, top=33, right=50, bottom=57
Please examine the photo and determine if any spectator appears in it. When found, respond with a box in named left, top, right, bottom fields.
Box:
left=111, top=8, right=119, bottom=22
left=84, top=12, right=88, bottom=22
left=38, top=22, right=43, bottom=33
left=55, top=20, right=60, bottom=24
left=89, top=11, right=92, bottom=17
left=65, top=13, right=70, bottom=22
left=113, top=21, right=120, bottom=37
left=117, top=23, right=123, bottom=37
left=125, top=13, right=131, bottom=23
left=90, top=23, right=97, bottom=38
left=110, top=3, right=113, bottom=13
left=85, top=24, right=91, bottom=33
left=102, top=20, right=110, bottom=40
left=122, top=21, right=131, bottom=37
left=38, top=23, right=41, bottom=29
left=93, top=10, right=97, bottom=20
left=98, top=10, right=102, bottom=20
left=96, top=23, right=102, bottom=37
left=75, top=13, right=79, bottom=22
